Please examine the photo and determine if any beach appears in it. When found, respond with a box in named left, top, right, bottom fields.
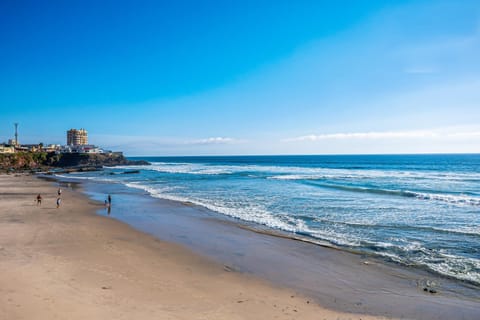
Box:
left=1, top=174, right=479, bottom=319
left=0, top=174, right=393, bottom=320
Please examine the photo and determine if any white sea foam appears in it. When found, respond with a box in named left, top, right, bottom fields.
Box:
left=394, top=245, right=480, bottom=284
left=53, top=174, right=115, bottom=183
left=113, top=163, right=233, bottom=175
left=269, top=171, right=480, bottom=182
left=357, top=240, right=480, bottom=284
left=124, top=182, right=180, bottom=194
left=268, top=174, right=324, bottom=180
left=308, top=229, right=363, bottom=247
left=69, top=159, right=480, bottom=285
left=123, top=181, right=304, bottom=232
left=427, top=255, right=480, bottom=284
left=274, top=178, right=480, bottom=206
left=429, top=226, right=480, bottom=236
left=409, top=191, right=480, bottom=206
left=126, top=181, right=366, bottom=248
left=112, top=162, right=480, bottom=186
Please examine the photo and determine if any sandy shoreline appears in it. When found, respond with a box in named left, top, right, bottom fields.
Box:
left=79, top=176, right=480, bottom=315
left=0, top=174, right=400, bottom=320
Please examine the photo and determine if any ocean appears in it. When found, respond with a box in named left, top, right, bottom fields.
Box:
left=56, top=154, right=480, bottom=285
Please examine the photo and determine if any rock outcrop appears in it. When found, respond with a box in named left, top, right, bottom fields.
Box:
left=0, top=152, right=149, bottom=173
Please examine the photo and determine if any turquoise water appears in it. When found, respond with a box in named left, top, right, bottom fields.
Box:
left=57, top=154, right=480, bottom=285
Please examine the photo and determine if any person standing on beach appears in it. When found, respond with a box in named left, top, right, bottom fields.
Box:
left=56, top=197, right=61, bottom=208
left=58, top=188, right=62, bottom=196
left=105, top=198, right=111, bottom=215
left=36, top=194, right=42, bottom=205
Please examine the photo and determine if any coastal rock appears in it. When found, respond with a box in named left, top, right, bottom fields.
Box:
left=0, top=152, right=150, bottom=173
left=52, top=153, right=149, bottom=167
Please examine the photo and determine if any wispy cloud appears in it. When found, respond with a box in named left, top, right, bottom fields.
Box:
left=284, top=129, right=480, bottom=142
left=447, top=131, right=480, bottom=138
left=186, top=137, right=238, bottom=145
left=90, top=134, right=242, bottom=152
left=284, top=130, right=437, bottom=142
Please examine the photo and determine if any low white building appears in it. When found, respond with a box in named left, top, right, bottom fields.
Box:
left=60, top=144, right=105, bottom=154
left=0, top=145, right=15, bottom=153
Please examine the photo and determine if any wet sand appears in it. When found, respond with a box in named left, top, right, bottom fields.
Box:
left=81, top=178, right=480, bottom=319
left=1, top=174, right=396, bottom=320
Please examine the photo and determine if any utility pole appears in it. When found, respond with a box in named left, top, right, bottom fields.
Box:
left=14, top=123, right=19, bottom=145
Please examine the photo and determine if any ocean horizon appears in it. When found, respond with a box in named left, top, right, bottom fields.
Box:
left=55, top=154, right=480, bottom=286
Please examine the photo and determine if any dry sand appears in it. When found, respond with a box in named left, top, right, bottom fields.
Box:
left=0, top=174, right=392, bottom=320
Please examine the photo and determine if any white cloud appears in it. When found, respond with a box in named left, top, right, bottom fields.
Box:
left=91, top=134, right=240, bottom=147
left=186, top=137, right=238, bottom=145
left=284, top=130, right=438, bottom=142
left=285, top=128, right=480, bottom=142
left=446, top=131, right=480, bottom=138
left=89, top=134, right=244, bottom=156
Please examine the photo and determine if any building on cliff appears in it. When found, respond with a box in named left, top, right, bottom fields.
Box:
left=64, top=129, right=107, bottom=154
left=0, top=145, right=15, bottom=153
left=67, top=128, right=88, bottom=146
left=60, top=144, right=105, bottom=154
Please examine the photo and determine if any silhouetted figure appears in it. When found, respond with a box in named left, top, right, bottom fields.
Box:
left=108, top=194, right=112, bottom=205
left=104, top=199, right=111, bottom=215
left=36, top=194, right=42, bottom=205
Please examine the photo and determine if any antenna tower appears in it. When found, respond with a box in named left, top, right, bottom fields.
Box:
left=14, top=123, right=18, bottom=145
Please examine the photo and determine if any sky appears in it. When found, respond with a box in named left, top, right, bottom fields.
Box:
left=0, top=0, right=479, bottom=155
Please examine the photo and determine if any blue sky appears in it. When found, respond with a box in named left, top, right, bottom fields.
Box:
left=1, top=0, right=479, bottom=155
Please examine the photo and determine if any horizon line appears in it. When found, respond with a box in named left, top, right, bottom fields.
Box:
left=125, top=152, right=480, bottom=157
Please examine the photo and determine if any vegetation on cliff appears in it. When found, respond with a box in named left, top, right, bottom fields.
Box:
left=0, top=152, right=149, bottom=172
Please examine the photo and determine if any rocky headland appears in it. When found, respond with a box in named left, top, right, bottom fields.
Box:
left=0, top=152, right=149, bottom=173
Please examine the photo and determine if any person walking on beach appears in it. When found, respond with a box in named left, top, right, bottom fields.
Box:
left=36, top=194, right=42, bottom=205
left=56, top=197, right=61, bottom=208
left=57, top=188, right=62, bottom=196
left=104, top=198, right=111, bottom=215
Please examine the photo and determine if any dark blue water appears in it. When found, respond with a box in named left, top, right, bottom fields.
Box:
left=57, top=154, right=480, bottom=284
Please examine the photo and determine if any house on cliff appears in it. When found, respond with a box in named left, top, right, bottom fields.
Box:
left=0, top=145, right=15, bottom=153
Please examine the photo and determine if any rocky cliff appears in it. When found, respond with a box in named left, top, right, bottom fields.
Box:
left=0, top=152, right=149, bottom=172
